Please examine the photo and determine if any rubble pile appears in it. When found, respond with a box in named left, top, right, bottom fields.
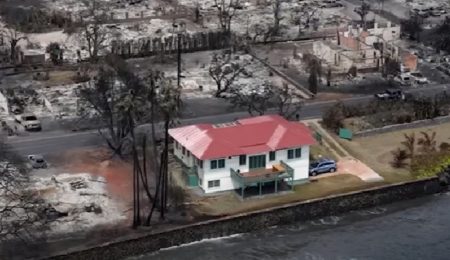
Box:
left=1, top=86, right=49, bottom=116
left=36, top=84, right=82, bottom=118
left=31, top=173, right=127, bottom=235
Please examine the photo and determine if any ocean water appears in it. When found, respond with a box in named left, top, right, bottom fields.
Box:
left=132, top=191, right=450, bottom=260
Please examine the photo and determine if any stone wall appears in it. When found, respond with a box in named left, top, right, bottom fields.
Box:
left=47, top=177, right=446, bottom=260
left=353, top=115, right=450, bottom=138
left=111, top=31, right=234, bottom=58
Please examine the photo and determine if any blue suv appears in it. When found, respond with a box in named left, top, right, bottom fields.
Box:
left=309, top=159, right=337, bottom=176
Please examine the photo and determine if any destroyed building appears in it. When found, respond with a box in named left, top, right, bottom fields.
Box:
left=313, top=21, right=417, bottom=74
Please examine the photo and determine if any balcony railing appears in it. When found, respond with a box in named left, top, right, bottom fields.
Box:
left=231, top=160, right=295, bottom=198
left=230, top=160, right=294, bottom=186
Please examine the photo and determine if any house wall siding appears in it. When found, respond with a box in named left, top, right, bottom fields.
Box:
left=173, top=140, right=311, bottom=194
left=194, top=146, right=311, bottom=194
left=173, top=142, right=194, bottom=167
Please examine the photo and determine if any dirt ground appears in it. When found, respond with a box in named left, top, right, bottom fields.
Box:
left=49, top=148, right=134, bottom=215
left=43, top=70, right=77, bottom=86
left=338, top=122, right=450, bottom=183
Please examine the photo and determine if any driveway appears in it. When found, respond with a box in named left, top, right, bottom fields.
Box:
left=310, top=157, right=384, bottom=182
left=306, top=119, right=384, bottom=183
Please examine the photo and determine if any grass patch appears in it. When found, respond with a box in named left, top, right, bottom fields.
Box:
left=309, top=123, right=347, bottom=157
left=310, top=144, right=338, bottom=161
left=189, top=174, right=381, bottom=218
left=324, top=135, right=347, bottom=157
left=332, top=122, right=450, bottom=183
left=293, top=174, right=382, bottom=198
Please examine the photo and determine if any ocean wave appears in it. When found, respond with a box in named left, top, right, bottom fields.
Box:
left=310, top=216, right=341, bottom=226
left=158, top=233, right=244, bottom=251
left=357, top=207, right=387, bottom=216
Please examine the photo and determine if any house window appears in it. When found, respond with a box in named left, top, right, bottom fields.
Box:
left=239, top=155, right=246, bottom=165
left=187, top=151, right=191, bottom=157
left=295, top=148, right=302, bottom=158
left=182, top=147, right=186, bottom=155
left=198, top=159, right=203, bottom=169
left=210, top=159, right=225, bottom=169
left=210, top=160, right=217, bottom=169
left=249, top=155, right=266, bottom=169
left=269, top=151, right=276, bottom=161
left=208, top=180, right=220, bottom=188
left=287, top=149, right=294, bottom=159
left=175, top=141, right=179, bottom=149
left=288, top=148, right=302, bottom=159
left=218, top=159, right=225, bottom=168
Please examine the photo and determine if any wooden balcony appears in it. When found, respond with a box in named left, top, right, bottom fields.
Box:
left=231, top=161, right=294, bottom=198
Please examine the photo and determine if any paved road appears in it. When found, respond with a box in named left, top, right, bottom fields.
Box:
left=6, top=84, right=448, bottom=156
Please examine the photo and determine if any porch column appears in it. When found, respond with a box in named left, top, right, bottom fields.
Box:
left=241, top=186, right=244, bottom=198
left=275, top=175, right=278, bottom=193
left=259, top=182, right=262, bottom=196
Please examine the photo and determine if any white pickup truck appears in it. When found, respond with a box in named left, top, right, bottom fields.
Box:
left=15, top=113, right=42, bottom=131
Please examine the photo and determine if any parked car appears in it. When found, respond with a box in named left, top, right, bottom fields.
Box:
left=27, top=154, right=47, bottom=169
left=15, top=113, right=42, bottom=131
left=309, top=159, right=337, bottom=176
left=429, top=9, right=441, bottom=16
left=393, top=74, right=412, bottom=86
left=417, top=10, right=429, bottom=18
left=374, top=89, right=406, bottom=101
left=410, top=72, right=428, bottom=84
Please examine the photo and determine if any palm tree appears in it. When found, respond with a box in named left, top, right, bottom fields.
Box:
left=418, top=131, right=437, bottom=153
left=391, top=148, right=408, bottom=168
left=401, top=132, right=415, bottom=158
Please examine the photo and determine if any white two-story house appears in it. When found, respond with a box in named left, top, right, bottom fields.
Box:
left=169, top=115, right=316, bottom=196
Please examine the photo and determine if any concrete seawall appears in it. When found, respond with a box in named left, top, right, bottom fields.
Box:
left=48, top=177, right=446, bottom=260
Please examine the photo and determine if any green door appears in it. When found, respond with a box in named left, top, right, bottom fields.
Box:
left=249, top=155, right=266, bottom=169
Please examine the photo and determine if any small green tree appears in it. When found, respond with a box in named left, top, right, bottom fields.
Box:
left=308, top=68, right=318, bottom=94
left=322, top=102, right=346, bottom=132
left=307, top=58, right=320, bottom=94
left=401, top=15, right=423, bottom=41
left=418, top=131, right=437, bottom=154
left=383, top=57, right=400, bottom=78
left=46, top=42, right=63, bottom=65
left=401, top=132, right=416, bottom=158
left=354, top=1, right=371, bottom=30
left=391, top=148, right=408, bottom=168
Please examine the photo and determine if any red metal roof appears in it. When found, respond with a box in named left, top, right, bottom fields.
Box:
left=168, top=115, right=316, bottom=160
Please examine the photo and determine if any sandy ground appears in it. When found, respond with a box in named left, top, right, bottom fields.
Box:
left=338, top=122, right=450, bottom=183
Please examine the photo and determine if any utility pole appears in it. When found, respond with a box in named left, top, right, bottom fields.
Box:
left=177, top=34, right=181, bottom=88
left=172, top=22, right=186, bottom=88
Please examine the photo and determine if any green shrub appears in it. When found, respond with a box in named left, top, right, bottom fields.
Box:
left=410, top=152, right=450, bottom=178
